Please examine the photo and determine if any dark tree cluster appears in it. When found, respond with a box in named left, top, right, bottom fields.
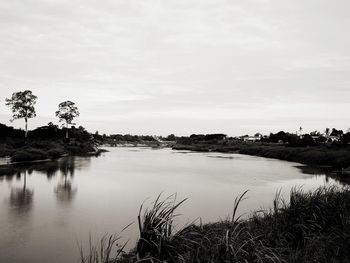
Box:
left=177, top=134, right=227, bottom=145
left=109, top=134, right=156, bottom=142
left=0, top=123, right=25, bottom=138
left=266, top=128, right=350, bottom=147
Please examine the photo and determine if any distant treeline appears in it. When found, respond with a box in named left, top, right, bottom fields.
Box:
left=2, top=122, right=350, bottom=148
left=176, top=134, right=227, bottom=145
left=99, top=133, right=178, bottom=146
left=264, top=129, right=350, bottom=146
left=172, top=130, right=350, bottom=169
left=101, top=134, right=157, bottom=142
left=0, top=123, right=91, bottom=142
left=175, top=129, right=350, bottom=147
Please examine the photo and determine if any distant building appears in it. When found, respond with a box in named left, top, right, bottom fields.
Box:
left=311, top=135, right=320, bottom=141
left=243, top=133, right=262, bottom=142
left=328, top=135, right=340, bottom=142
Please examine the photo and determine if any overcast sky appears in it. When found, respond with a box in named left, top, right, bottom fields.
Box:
left=0, top=0, right=349, bottom=136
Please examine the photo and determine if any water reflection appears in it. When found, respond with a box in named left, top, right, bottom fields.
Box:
left=9, top=171, right=34, bottom=215
left=0, top=148, right=347, bottom=263
left=296, top=165, right=350, bottom=186
left=0, top=156, right=90, bottom=179
left=1, top=156, right=91, bottom=211
left=54, top=158, right=78, bottom=204
left=55, top=173, right=77, bottom=204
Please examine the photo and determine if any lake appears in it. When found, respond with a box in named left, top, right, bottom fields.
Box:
left=0, top=147, right=342, bottom=263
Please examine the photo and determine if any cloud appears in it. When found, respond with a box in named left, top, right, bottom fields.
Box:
left=0, top=0, right=350, bottom=135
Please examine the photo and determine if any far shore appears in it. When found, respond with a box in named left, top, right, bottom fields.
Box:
left=173, top=142, right=350, bottom=168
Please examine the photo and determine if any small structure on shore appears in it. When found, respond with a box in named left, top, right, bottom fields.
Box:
left=243, top=133, right=262, bottom=142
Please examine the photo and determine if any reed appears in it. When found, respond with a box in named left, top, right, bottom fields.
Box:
left=79, top=186, right=350, bottom=262
left=136, top=193, right=188, bottom=261
left=79, top=223, right=131, bottom=263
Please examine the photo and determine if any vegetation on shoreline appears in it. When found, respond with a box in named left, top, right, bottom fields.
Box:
left=80, top=186, right=350, bottom=263
left=0, top=123, right=98, bottom=163
left=173, top=133, right=350, bottom=170
left=100, top=134, right=162, bottom=147
left=1, top=90, right=100, bottom=163
left=174, top=142, right=350, bottom=169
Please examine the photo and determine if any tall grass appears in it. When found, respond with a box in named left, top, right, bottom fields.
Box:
left=136, top=193, right=188, bottom=261
left=162, top=191, right=281, bottom=263
left=79, top=224, right=131, bottom=263
left=79, top=186, right=350, bottom=262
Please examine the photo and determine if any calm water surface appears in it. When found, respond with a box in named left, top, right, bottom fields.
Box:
left=0, top=147, right=342, bottom=263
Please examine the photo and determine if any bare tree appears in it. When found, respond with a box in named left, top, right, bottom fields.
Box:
left=5, top=90, right=38, bottom=138
left=55, top=101, right=80, bottom=139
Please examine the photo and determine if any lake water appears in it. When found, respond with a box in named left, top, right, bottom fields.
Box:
left=0, top=147, right=342, bottom=263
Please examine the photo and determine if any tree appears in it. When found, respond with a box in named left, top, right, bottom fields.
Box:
left=310, top=130, right=320, bottom=136
left=325, top=128, right=330, bottom=138
left=330, top=128, right=343, bottom=137
left=166, top=134, right=176, bottom=141
left=55, top=101, right=80, bottom=139
left=5, top=90, right=38, bottom=138
left=299, top=126, right=303, bottom=136
left=316, top=135, right=327, bottom=143
left=342, top=132, right=350, bottom=145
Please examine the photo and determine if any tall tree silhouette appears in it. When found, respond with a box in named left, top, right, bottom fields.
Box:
left=5, top=90, right=38, bottom=138
left=55, top=101, right=80, bottom=139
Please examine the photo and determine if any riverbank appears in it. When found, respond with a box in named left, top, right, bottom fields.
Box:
left=173, top=141, right=350, bottom=169
left=0, top=123, right=104, bottom=164
left=0, top=139, right=99, bottom=163
left=81, top=186, right=350, bottom=263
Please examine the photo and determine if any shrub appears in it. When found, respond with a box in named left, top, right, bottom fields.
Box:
left=47, top=148, right=65, bottom=159
left=11, top=148, right=49, bottom=162
left=65, top=144, right=95, bottom=155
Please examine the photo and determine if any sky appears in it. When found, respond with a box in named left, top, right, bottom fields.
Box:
left=0, top=0, right=349, bottom=136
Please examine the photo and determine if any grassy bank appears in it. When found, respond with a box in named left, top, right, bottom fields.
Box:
left=80, top=186, right=350, bottom=263
left=0, top=123, right=100, bottom=163
left=0, top=138, right=97, bottom=163
left=173, top=141, right=350, bottom=169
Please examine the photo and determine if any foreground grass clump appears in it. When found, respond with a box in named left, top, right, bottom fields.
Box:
left=81, top=186, right=350, bottom=263
left=79, top=231, right=130, bottom=263
left=136, top=194, right=189, bottom=261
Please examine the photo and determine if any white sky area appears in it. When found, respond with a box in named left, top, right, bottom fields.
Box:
left=0, top=0, right=349, bottom=136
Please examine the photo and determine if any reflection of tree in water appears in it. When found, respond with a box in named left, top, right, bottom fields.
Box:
left=54, top=157, right=78, bottom=204
left=297, top=165, right=350, bottom=186
left=9, top=171, right=34, bottom=214
left=1, top=156, right=93, bottom=205
left=54, top=159, right=77, bottom=204
left=59, top=157, right=76, bottom=177
left=0, top=155, right=91, bottom=180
